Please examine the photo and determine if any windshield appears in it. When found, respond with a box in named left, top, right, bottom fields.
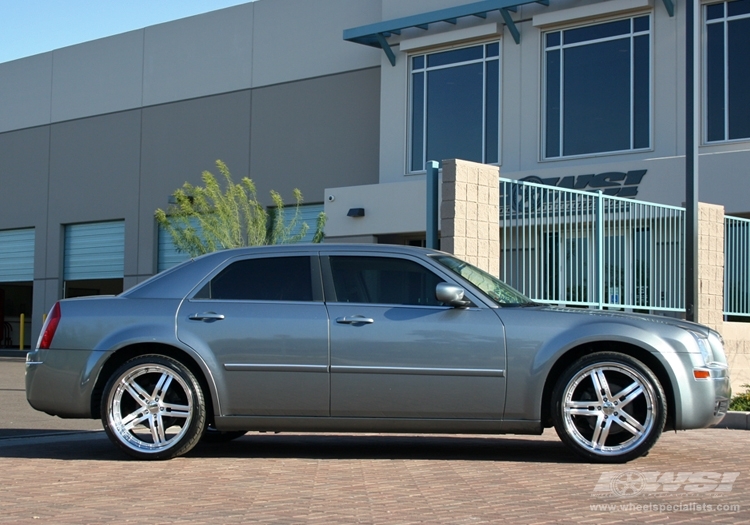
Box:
left=431, top=255, right=534, bottom=306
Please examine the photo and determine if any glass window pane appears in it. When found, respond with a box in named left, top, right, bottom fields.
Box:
left=209, top=257, right=313, bottom=301
left=411, top=72, right=425, bottom=171
left=563, top=39, right=631, bottom=155
left=330, top=256, right=444, bottom=306
left=633, top=35, right=650, bottom=149
left=485, top=59, right=499, bottom=163
left=426, top=63, right=483, bottom=163
left=546, top=31, right=561, bottom=48
left=545, top=49, right=561, bottom=158
left=633, top=16, right=649, bottom=32
left=412, top=55, right=424, bottom=70
left=706, top=23, right=726, bottom=142
left=486, top=42, right=499, bottom=57
left=728, top=0, right=750, bottom=16
left=564, top=19, right=630, bottom=45
left=706, top=3, right=724, bottom=20
left=427, top=45, right=483, bottom=68
left=728, top=17, right=750, bottom=139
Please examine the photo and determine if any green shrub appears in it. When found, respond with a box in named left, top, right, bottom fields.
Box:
left=729, top=384, right=750, bottom=412
left=155, top=160, right=326, bottom=257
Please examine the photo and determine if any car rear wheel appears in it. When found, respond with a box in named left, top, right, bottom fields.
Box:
left=551, top=352, right=666, bottom=463
left=101, top=355, right=206, bottom=460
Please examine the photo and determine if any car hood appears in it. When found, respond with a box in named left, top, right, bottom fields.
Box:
left=535, top=305, right=710, bottom=336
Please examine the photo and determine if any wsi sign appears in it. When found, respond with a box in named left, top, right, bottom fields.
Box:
left=520, top=169, right=647, bottom=198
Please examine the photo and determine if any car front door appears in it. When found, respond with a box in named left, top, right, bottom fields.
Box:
left=324, top=253, right=506, bottom=419
left=177, top=254, right=329, bottom=416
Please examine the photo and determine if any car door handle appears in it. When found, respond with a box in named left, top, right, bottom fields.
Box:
left=336, top=315, right=374, bottom=325
left=188, top=312, right=225, bottom=322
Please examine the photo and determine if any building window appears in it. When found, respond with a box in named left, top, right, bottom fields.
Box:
left=409, top=42, right=500, bottom=173
left=705, top=0, right=750, bottom=143
left=543, top=16, right=651, bottom=159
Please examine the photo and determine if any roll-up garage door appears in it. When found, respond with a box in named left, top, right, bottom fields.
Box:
left=64, top=221, right=124, bottom=280
left=276, top=204, right=324, bottom=242
left=157, top=226, right=190, bottom=273
left=0, top=228, right=35, bottom=282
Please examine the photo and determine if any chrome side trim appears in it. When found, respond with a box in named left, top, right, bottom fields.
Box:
left=224, top=363, right=328, bottom=372
left=332, top=366, right=505, bottom=377
left=223, top=364, right=506, bottom=377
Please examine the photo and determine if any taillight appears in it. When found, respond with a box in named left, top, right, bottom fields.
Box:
left=38, top=302, right=61, bottom=350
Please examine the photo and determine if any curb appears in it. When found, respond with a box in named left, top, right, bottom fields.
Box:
left=713, top=411, right=750, bottom=430
left=0, top=350, right=26, bottom=358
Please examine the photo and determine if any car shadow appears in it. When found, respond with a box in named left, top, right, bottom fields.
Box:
left=0, top=431, right=577, bottom=463
left=192, top=433, right=578, bottom=463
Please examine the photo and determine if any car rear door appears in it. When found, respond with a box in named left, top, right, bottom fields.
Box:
left=324, top=252, right=506, bottom=419
left=177, top=253, right=329, bottom=416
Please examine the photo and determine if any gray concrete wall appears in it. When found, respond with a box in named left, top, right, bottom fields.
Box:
left=0, top=0, right=382, bottom=133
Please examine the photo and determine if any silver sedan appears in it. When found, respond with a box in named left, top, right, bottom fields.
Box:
left=26, top=244, right=731, bottom=462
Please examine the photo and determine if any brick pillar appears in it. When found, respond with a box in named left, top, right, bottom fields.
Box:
left=697, top=202, right=725, bottom=331
left=440, top=159, right=500, bottom=277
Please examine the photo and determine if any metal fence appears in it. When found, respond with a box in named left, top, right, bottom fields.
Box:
left=725, top=216, right=750, bottom=317
left=500, top=178, right=685, bottom=312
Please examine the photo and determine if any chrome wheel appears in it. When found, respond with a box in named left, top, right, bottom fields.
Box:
left=552, top=353, right=665, bottom=463
left=102, top=355, right=206, bottom=460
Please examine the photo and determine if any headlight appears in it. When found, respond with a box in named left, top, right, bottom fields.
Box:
left=688, top=330, right=714, bottom=365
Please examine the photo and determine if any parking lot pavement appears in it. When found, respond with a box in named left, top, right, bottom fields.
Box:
left=0, top=357, right=101, bottom=438
left=1, top=358, right=748, bottom=524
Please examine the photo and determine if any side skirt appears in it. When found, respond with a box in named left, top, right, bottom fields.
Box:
left=214, top=416, right=543, bottom=435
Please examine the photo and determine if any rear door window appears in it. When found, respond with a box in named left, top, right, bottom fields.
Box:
left=196, top=256, right=314, bottom=301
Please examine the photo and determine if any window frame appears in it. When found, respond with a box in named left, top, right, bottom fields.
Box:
left=541, top=14, right=653, bottom=160
left=407, top=40, right=502, bottom=174
left=703, top=0, right=750, bottom=144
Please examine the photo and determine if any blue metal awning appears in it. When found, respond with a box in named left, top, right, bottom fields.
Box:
left=344, top=0, right=675, bottom=66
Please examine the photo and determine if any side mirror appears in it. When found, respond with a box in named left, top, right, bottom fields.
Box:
left=436, top=282, right=471, bottom=308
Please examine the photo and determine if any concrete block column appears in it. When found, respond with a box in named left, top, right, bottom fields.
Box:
left=440, top=159, right=500, bottom=277
left=697, top=202, right=725, bottom=332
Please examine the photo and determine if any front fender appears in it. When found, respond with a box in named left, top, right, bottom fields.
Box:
left=498, top=308, right=693, bottom=421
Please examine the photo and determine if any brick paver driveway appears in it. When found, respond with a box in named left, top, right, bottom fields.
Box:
left=1, top=357, right=748, bottom=524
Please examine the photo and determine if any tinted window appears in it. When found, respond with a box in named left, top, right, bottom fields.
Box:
left=705, top=1, right=750, bottom=142
left=330, top=256, right=444, bottom=306
left=198, top=256, right=313, bottom=301
left=410, top=42, right=500, bottom=172
left=544, top=16, right=651, bottom=158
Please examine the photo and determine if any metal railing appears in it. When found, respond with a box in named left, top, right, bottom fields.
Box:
left=500, top=178, right=685, bottom=312
left=724, top=216, right=750, bottom=317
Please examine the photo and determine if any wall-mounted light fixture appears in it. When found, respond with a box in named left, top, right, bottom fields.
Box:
left=347, top=208, right=365, bottom=217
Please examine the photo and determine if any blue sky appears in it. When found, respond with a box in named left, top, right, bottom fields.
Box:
left=0, top=1, right=253, bottom=64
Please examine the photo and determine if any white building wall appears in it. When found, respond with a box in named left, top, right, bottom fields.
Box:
left=366, top=0, right=750, bottom=222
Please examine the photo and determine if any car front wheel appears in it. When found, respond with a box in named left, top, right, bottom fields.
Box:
left=101, top=355, right=206, bottom=460
left=551, top=352, right=666, bottom=463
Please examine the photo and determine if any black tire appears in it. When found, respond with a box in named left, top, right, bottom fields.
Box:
left=551, top=352, right=666, bottom=463
left=101, top=355, right=206, bottom=460
left=200, top=424, right=247, bottom=444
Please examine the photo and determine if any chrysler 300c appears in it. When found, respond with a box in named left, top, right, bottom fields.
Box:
left=26, top=244, right=730, bottom=462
